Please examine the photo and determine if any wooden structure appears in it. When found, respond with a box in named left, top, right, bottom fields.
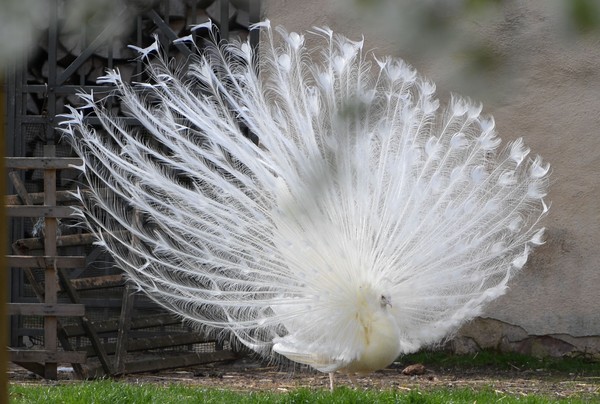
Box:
left=6, top=146, right=88, bottom=378
left=5, top=146, right=236, bottom=379
left=5, top=1, right=259, bottom=378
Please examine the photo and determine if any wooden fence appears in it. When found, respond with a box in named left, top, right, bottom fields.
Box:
left=6, top=145, right=236, bottom=379
left=6, top=145, right=87, bottom=379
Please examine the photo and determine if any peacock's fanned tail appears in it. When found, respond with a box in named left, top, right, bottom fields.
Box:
left=60, top=20, right=549, bottom=371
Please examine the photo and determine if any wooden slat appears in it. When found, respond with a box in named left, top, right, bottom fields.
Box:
left=6, top=255, right=86, bottom=269
left=86, top=332, right=211, bottom=357
left=5, top=157, right=83, bottom=170
left=115, top=285, right=135, bottom=373
left=43, top=145, right=59, bottom=379
left=57, top=267, right=114, bottom=375
left=9, top=350, right=87, bottom=364
left=13, top=232, right=120, bottom=253
left=6, top=205, right=76, bottom=218
left=68, top=274, right=125, bottom=291
left=62, top=313, right=181, bottom=337
left=11, top=361, right=46, bottom=377
left=14, top=249, right=87, bottom=379
left=87, top=351, right=237, bottom=379
left=123, top=351, right=237, bottom=375
left=5, top=190, right=81, bottom=205
left=8, top=171, right=33, bottom=205
left=8, top=303, right=85, bottom=317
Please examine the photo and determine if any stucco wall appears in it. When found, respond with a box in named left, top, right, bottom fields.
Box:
left=263, top=0, right=600, bottom=354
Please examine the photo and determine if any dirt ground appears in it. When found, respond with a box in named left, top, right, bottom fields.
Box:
left=8, top=358, right=600, bottom=400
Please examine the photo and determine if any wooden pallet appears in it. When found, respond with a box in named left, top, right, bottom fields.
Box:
left=6, top=145, right=87, bottom=379
left=6, top=145, right=238, bottom=379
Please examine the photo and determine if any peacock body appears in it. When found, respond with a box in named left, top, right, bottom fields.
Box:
left=61, top=21, right=549, bottom=383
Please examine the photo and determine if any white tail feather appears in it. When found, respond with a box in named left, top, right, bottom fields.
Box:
left=60, top=24, right=549, bottom=373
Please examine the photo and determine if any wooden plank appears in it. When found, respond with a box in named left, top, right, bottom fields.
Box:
left=57, top=267, right=114, bottom=376
left=115, top=285, right=135, bottom=373
left=5, top=190, right=81, bottom=205
left=6, top=255, right=86, bottom=269
left=62, top=313, right=181, bottom=337
left=14, top=242, right=86, bottom=379
left=8, top=303, right=85, bottom=317
left=8, top=171, right=33, bottom=205
left=87, top=351, right=237, bottom=379
left=43, top=145, right=59, bottom=380
left=124, top=351, right=237, bottom=374
left=11, top=361, right=46, bottom=378
left=13, top=232, right=121, bottom=253
left=86, top=332, right=211, bottom=357
left=68, top=274, right=125, bottom=291
left=6, top=205, right=76, bottom=218
left=9, top=350, right=87, bottom=364
left=4, top=157, right=83, bottom=170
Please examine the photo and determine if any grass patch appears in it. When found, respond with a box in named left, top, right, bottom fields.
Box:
left=399, top=350, right=600, bottom=375
left=8, top=381, right=591, bottom=404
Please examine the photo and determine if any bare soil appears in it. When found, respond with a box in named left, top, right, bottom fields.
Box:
left=8, top=358, right=600, bottom=400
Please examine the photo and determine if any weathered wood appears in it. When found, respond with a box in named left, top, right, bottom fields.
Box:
left=87, top=351, right=237, bottom=379
left=9, top=350, right=87, bottom=364
left=5, top=190, right=80, bottom=205
left=57, top=267, right=114, bottom=375
left=11, top=361, right=46, bottom=378
left=6, top=255, right=86, bottom=269
left=13, top=244, right=86, bottom=379
left=8, top=303, right=85, bottom=317
left=115, top=285, right=135, bottom=373
left=4, top=157, right=83, bottom=170
left=6, top=205, right=76, bottom=218
left=67, top=274, right=125, bottom=291
left=62, top=313, right=181, bottom=337
left=86, top=332, right=213, bottom=357
left=123, top=351, right=237, bottom=374
left=43, top=145, right=59, bottom=380
left=13, top=232, right=122, bottom=253
left=8, top=171, right=33, bottom=205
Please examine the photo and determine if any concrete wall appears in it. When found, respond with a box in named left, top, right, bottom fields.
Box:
left=263, top=0, right=600, bottom=357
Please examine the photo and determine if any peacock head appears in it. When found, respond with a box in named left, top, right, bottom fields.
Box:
left=355, top=283, right=393, bottom=314
left=380, top=294, right=392, bottom=309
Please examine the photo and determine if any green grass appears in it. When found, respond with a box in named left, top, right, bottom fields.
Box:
left=10, top=352, right=599, bottom=403
left=8, top=382, right=592, bottom=404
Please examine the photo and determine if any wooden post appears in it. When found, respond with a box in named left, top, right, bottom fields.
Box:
left=43, top=145, right=58, bottom=379
left=114, top=284, right=135, bottom=374
left=1, top=71, right=10, bottom=404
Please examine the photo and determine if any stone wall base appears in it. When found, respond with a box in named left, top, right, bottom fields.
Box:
left=449, top=318, right=600, bottom=360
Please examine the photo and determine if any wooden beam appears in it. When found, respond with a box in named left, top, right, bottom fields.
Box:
left=87, top=351, right=237, bottom=379
left=67, top=274, right=125, bottom=291
left=5, top=190, right=81, bottom=205
left=86, top=332, right=212, bottom=357
left=62, top=313, right=181, bottom=337
left=15, top=259, right=87, bottom=379
left=7, top=303, right=85, bottom=317
left=13, top=232, right=121, bottom=253
left=43, top=145, right=59, bottom=379
left=123, top=351, right=237, bottom=374
left=8, top=170, right=33, bottom=205
left=6, top=255, right=86, bottom=269
left=57, top=267, right=114, bottom=375
left=4, top=157, right=83, bottom=170
left=9, top=350, right=87, bottom=364
left=115, top=285, right=135, bottom=373
left=11, top=361, right=46, bottom=378
left=6, top=205, right=76, bottom=218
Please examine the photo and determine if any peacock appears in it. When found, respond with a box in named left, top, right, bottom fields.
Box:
left=60, top=20, right=549, bottom=389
